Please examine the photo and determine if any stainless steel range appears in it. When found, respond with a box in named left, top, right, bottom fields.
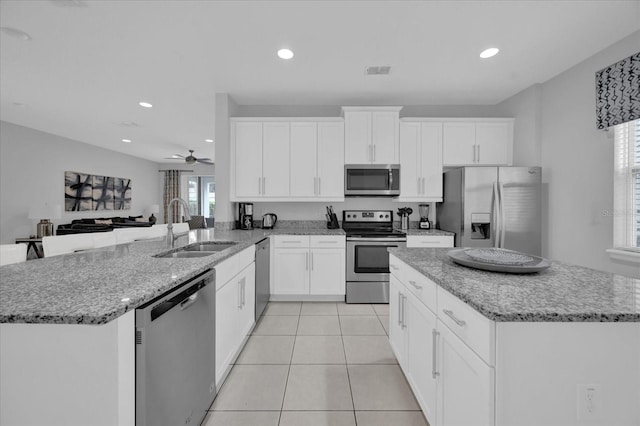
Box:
left=343, top=210, right=406, bottom=303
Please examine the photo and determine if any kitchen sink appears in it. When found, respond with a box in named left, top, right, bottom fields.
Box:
left=182, top=242, right=237, bottom=252
left=155, top=251, right=216, bottom=259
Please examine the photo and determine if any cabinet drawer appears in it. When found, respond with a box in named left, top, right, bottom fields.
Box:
left=215, top=246, right=255, bottom=290
left=389, top=255, right=436, bottom=313
left=406, top=235, right=454, bottom=248
left=310, top=235, right=345, bottom=249
left=273, top=235, right=310, bottom=248
left=437, top=287, right=494, bottom=365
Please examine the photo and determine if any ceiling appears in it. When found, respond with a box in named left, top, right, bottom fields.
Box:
left=1, top=0, right=639, bottom=164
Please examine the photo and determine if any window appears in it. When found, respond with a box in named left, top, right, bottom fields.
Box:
left=613, top=119, right=640, bottom=251
left=185, top=176, right=215, bottom=218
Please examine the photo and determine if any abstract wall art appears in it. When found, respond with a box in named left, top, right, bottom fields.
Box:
left=65, top=171, right=132, bottom=211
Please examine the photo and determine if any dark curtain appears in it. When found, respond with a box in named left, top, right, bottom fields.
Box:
left=595, top=52, right=639, bottom=129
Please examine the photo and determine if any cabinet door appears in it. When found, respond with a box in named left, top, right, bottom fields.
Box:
left=420, top=123, right=443, bottom=199
left=407, top=293, right=438, bottom=424
left=215, top=279, right=243, bottom=386
left=442, top=122, right=475, bottom=166
left=262, top=122, right=290, bottom=197
left=290, top=122, right=317, bottom=197
left=309, top=248, right=345, bottom=295
left=234, top=122, right=263, bottom=198
left=344, top=111, right=371, bottom=163
left=389, top=276, right=408, bottom=369
left=317, top=122, right=345, bottom=198
left=237, top=263, right=256, bottom=336
left=399, top=122, right=421, bottom=198
left=273, top=248, right=310, bottom=295
left=372, top=111, right=399, bottom=164
left=437, top=322, right=494, bottom=426
left=475, top=122, right=510, bottom=165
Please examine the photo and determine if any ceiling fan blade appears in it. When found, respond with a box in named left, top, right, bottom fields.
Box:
left=196, top=159, right=213, bottom=165
left=163, top=157, right=184, bottom=160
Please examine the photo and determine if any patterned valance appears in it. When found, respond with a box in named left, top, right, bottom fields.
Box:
left=595, top=52, right=639, bottom=129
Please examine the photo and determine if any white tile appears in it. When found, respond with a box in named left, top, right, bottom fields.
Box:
left=283, top=365, right=353, bottom=410
left=301, top=302, right=338, bottom=315
left=372, top=304, right=389, bottom=316
left=355, top=411, right=429, bottom=426
left=297, top=315, right=341, bottom=335
left=337, top=303, right=376, bottom=315
left=291, top=336, right=346, bottom=364
left=263, top=302, right=301, bottom=315
left=279, top=411, right=356, bottom=426
left=252, top=315, right=299, bottom=335
left=348, top=365, right=420, bottom=410
left=201, top=411, right=280, bottom=426
left=339, top=316, right=386, bottom=335
left=211, top=365, right=289, bottom=410
left=235, top=335, right=295, bottom=364
left=343, top=336, right=397, bottom=364
left=378, top=315, right=390, bottom=335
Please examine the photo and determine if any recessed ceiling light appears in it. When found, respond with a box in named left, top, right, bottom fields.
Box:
left=205, top=139, right=214, bottom=143
left=1, top=27, right=32, bottom=41
left=121, top=139, right=132, bottom=143
left=480, top=48, right=500, bottom=59
left=277, top=48, right=294, bottom=60
left=138, top=101, right=153, bottom=108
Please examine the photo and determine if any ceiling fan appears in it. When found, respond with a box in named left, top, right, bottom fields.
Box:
left=164, top=150, right=213, bottom=165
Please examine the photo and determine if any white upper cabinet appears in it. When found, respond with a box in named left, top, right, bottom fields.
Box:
left=343, top=107, right=401, bottom=164
left=231, top=118, right=344, bottom=201
left=399, top=120, right=443, bottom=201
left=442, top=119, right=513, bottom=166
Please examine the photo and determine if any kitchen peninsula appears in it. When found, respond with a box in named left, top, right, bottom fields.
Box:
left=1, top=234, right=638, bottom=426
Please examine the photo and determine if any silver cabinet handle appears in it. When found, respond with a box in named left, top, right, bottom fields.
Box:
left=422, top=177, right=426, bottom=195
left=311, top=252, right=314, bottom=270
left=369, top=144, right=372, bottom=162
left=258, top=177, right=262, bottom=195
left=417, top=177, right=421, bottom=194
left=306, top=252, right=309, bottom=270
left=314, top=177, right=317, bottom=195
left=373, top=144, right=376, bottom=162
left=401, top=294, right=407, bottom=329
left=443, top=309, right=466, bottom=327
left=241, top=278, right=246, bottom=307
left=318, top=177, right=321, bottom=195
left=432, top=329, right=440, bottom=378
left=408, top=280, right=423, bottom=290
left=397, top=291, right=403, bottom=326
left=237, top=281, right=242, bottom=309
left=281, top=240, right=301, bottom=244
left=262, top=177, right=266, bottom=194
left=477, top=144, right=481, bottom=163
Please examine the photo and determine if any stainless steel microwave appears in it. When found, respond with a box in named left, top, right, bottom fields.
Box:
left=344, top=164, right=400, bottom=196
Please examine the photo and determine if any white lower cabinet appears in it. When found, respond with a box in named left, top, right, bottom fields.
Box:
left=215, top=247, right=256, bottom=390
left=436, top=320, right=494, bottom=426
left=390, top=254, right=494, bottom=426
left=272, top=235, right=345, bottom=299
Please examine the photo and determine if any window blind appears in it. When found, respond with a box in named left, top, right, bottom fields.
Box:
left=613, top=119, right=640, bottom=250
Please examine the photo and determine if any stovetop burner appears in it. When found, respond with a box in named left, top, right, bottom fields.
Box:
left=342, top=210, right=406, bottom=238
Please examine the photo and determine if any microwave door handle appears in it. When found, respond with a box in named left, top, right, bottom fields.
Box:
left=493, top=181, right=500, bottom=248
left=389, top=169, right=393, bottom=189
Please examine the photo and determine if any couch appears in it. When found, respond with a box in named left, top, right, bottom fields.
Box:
left=56, top=216, right=153, bottom=235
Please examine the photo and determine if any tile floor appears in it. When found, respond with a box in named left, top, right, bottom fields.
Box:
left=202, top=302, right=429, bottom=426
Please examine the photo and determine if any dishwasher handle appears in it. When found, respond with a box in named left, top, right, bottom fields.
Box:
left=149, top=278, right=208, bottom=322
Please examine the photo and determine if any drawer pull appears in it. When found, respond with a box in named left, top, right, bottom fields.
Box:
left=443, top=309, right=466, bottom=327
left=432, top=329, right=440, bottom=378
left=317, top=241, right=337, bottom=244
left=281, top=241, right=301, bottom=244
left=408, top=280, right=422, bottom=290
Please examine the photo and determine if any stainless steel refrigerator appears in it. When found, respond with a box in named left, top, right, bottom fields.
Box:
left=437, top=167, right=542, bottom=256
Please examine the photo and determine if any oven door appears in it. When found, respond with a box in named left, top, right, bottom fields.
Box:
left=346, top=238, right=406, bottom=282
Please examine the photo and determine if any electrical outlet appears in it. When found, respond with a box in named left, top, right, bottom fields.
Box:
left=577, top=384, right=601, bottom=421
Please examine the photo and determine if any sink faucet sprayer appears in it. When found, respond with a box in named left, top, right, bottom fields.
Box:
left=166, top=197, right=191, bottom=248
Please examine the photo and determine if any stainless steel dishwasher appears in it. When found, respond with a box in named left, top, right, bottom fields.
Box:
left=255, top=238, right=270, bottom=319
left=136, top=269, right=216, bottom=426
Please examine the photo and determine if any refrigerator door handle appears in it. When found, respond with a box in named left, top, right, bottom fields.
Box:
left=499, top=182, right=506, bottom=248
left=493, top=181, right=501, bottom=248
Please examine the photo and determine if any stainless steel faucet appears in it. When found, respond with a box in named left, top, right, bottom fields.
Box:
left=166, top=197, right=191, bottom=248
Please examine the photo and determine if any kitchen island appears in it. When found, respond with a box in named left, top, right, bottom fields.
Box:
left=388, top=247, right=639, bottom=426
left=0, top=227, right=343, bottom=426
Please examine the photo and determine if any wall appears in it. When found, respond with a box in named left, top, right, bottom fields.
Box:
left=497, top=31, right=639, bottom=278
left=0, top=121, right=161, bottom=244
left=214, top=93, right=239, bottom=228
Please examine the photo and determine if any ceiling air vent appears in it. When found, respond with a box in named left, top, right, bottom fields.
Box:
left=365, top=66, right=391, bottom=75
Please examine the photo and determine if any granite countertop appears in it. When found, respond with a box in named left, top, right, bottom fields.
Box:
left=0, top=227, right=345, bottom=325
left=388, top=247, right=640, bottom=322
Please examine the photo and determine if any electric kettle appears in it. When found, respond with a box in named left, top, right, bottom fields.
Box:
left=262, top=213, right=277, bottom=229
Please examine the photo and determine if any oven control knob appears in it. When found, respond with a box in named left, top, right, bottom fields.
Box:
left=379, top=214, right=383, bottom=218
left=346, top=214, right=351, bottom=218
left=385, top=214, right=389, bottom=218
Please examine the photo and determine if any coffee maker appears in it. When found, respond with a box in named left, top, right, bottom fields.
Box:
left=419, top=204, right=431, bottom=229
left=238, top=203, right=253, bottom=230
